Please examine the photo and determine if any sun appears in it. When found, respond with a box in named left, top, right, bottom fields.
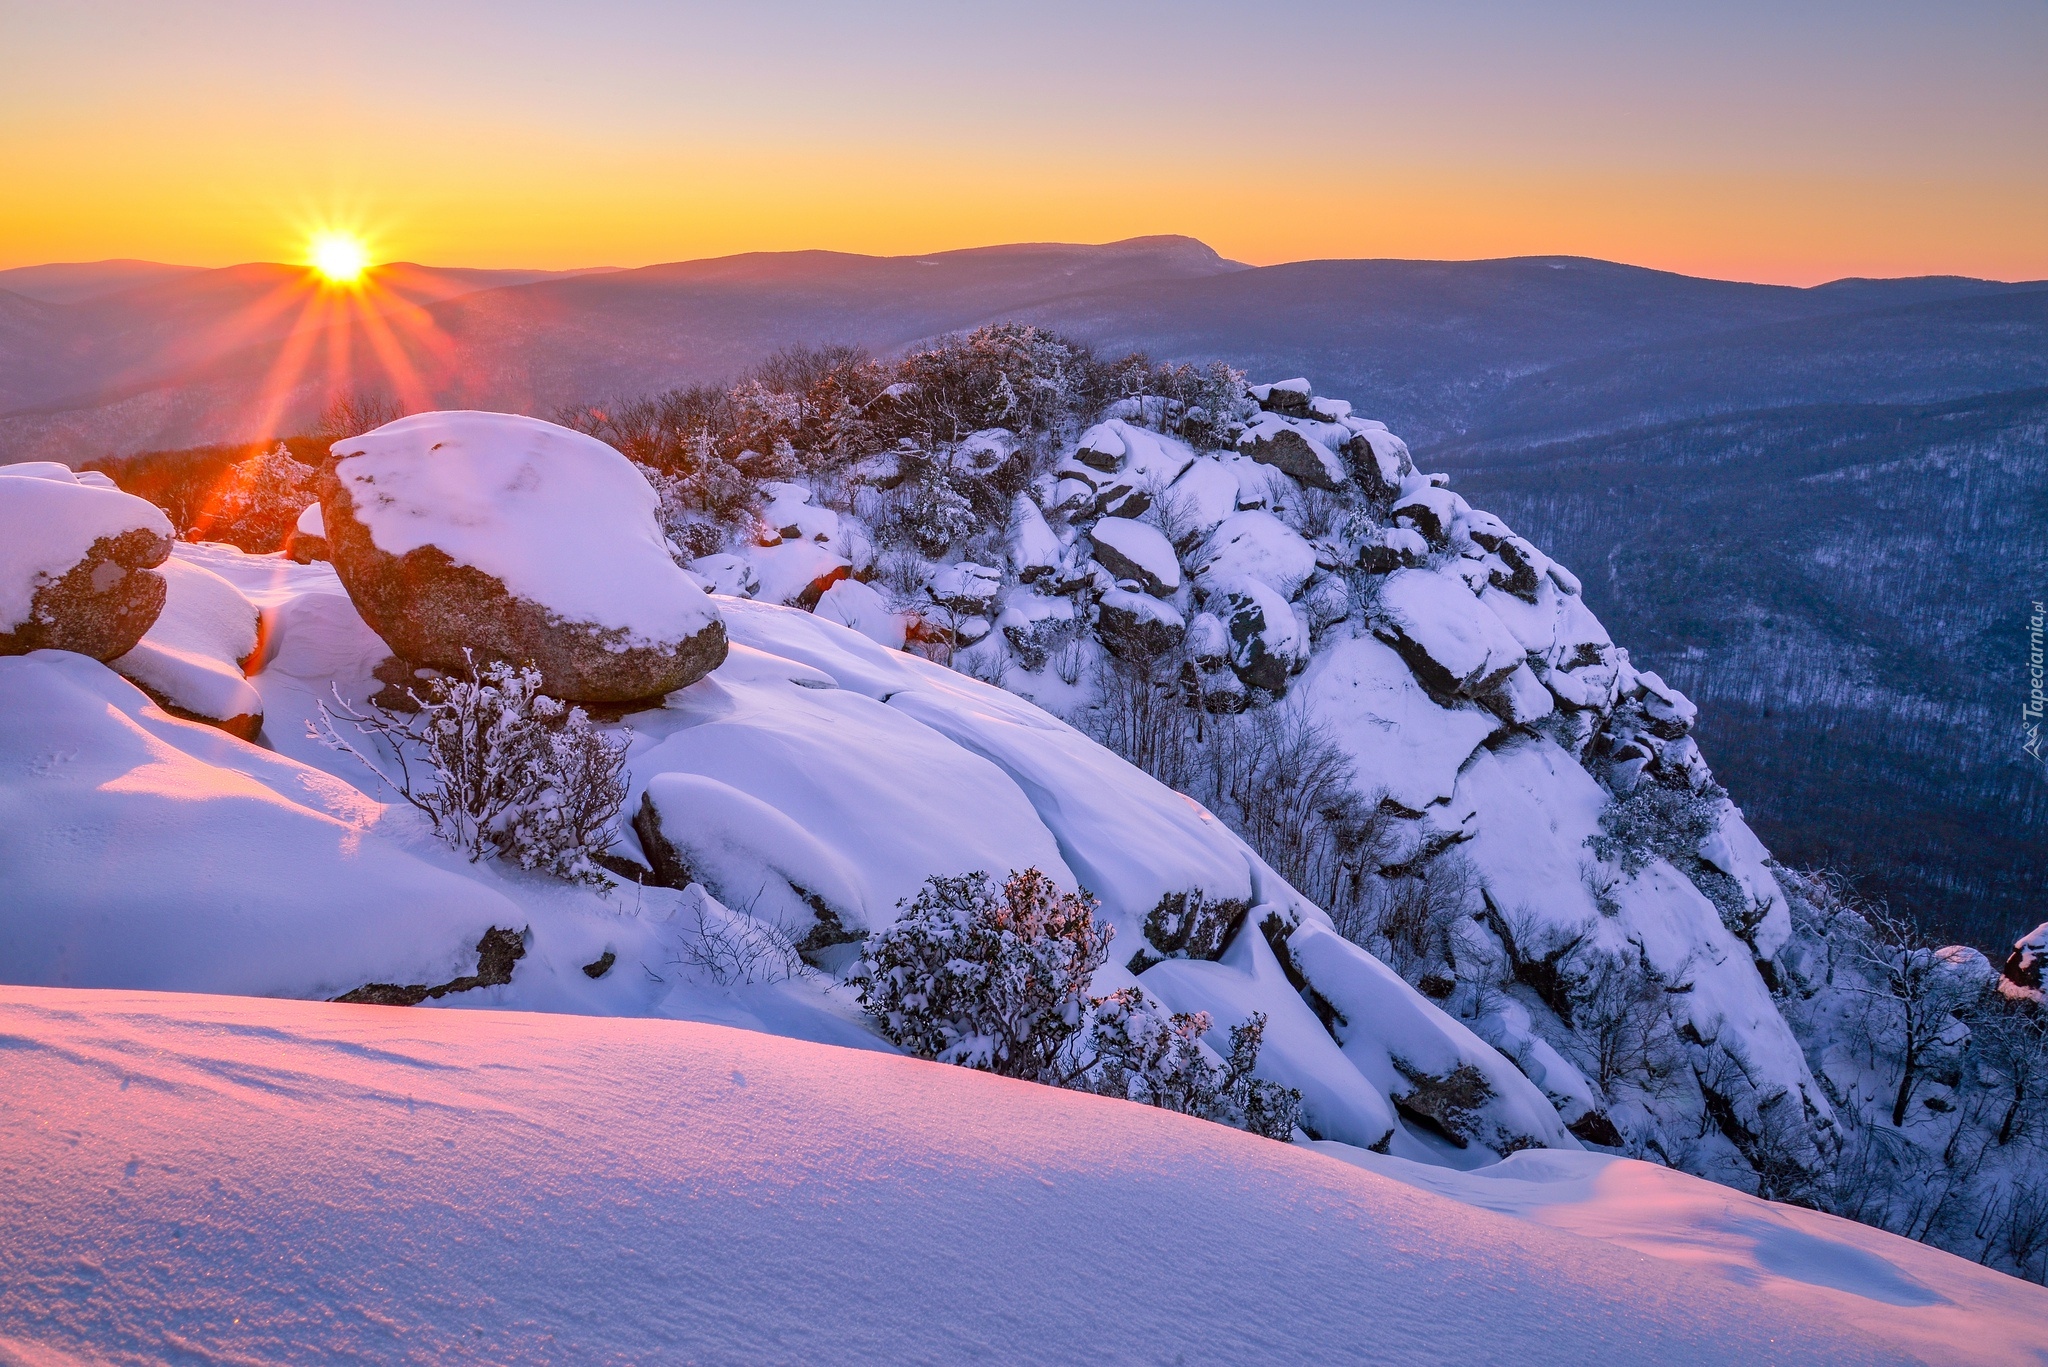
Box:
left=309, top=233, right=369, bottom=285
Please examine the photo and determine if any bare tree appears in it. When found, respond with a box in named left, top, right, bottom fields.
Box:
left=1846, top=901, right=1980, bottom=1127
left=1574, top=954, right=1683, bottom=1099
left=1973, top=1003, right=2048, bottom=1147
left=314, top=390, right=405, bottom=441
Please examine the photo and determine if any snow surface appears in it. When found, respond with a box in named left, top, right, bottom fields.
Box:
left=0, top=475, right=171, bottom=630
left=109, top=551, right=264, bottom=725
left=4, top=986, right=2037, bottom=1367
left=1191, top=509, right=1318, bottom=598
left=1295, top=628, right=1503, bottom=812
left=812, top=577, right=906, bottom=649
left=327, top=411, right=719, bottom=644
left=0, top=650, right=519, bottom=997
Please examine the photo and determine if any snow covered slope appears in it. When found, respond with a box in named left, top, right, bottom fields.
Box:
left=3, top=986, right=2039, bottom=1367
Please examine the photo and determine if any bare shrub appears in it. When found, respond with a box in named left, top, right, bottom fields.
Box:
left=674, top=890, right=803, bottom=986
left=312, top=654, right=628, bottom=882
left=1573, top=955, right=1685, bottom=1099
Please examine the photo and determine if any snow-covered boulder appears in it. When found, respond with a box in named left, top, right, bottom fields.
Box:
left=1280, top=917, right=1577, bottom=1154
left=813, top=578, right=906, bottom=650
left=1072, top=422, right=1127, bottom=472
left=1296, top=631, right=1502, bottom=812
left=1089, top=518, right=1180, bottom=597
left=996, top=591, right=1076, bottom=670
left=1238, top=411, right=1347, bottom=489
left=1081, top=420, right=1197, bottom=518
left=1214, top=577, right=1309, bottom=693
left=926, top=561, right=1004, bottom=616
left=744, top=537, right=849, bottom=607
left=1097, top=589, right=1185, bottom=661
left=319, top=412, right=727, bottom=702
left=109, top=553, right=265, bottom=739
left=1393, top=485, right=1466, bottom=546
left=1190, top=510, right=1318, bottom=599
left=1373, top=567, right=1525, bottom=700
left=690, top=552, right=759, bottom=598
left=1345, top=424, right=1414, bottom=501
left=2003, top=922, right=2048, bottom=996
left=1160, top=456, right=1239, bottom=543
left=1250, top=377, right=1314, bottom=417
left=0, top=473, right=174, bottom=662
left=285, top=501, right=328, bottom=564
left=1008, top=494, right=1061, bottom=582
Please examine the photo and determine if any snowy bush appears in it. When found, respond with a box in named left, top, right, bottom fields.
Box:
left=850, top=869, right=1112, bottom=1080
left=189, top=441, right=316, bottom=551
left=314, top=654, right=628, bottom=883
left=1585, top=779, right=1726, bottom=876
left=1082, top=989, right=1300, bottom=1140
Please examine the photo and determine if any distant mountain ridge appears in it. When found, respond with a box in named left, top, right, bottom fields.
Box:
left=4, top=239, right=2040, bottom=466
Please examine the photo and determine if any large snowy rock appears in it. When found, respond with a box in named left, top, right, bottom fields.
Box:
left=318, top=411, right=727, bottom=702
left=285, top=500, right=328, bottom=563
left=1238, top=411, right=1348, bottom=489
left=1214, top=576, right=1309, bottom=693
left=1096, top=588, right=1185, bottom=661
left=1008, top=493, right=1062, bottom=582
left=109, top=552, right=265, bottom=739
left=1160, top=455, right=1239, bottom=543
left=813, top=577, right=906, bottom=650
left=1190, top=510, right=1318, bottom=599
left=0, top=473, right=174, bottom=661
left=1295, top=630, right=1503, bottom=813
left=1373, top=567, right=1525, bottom=700
left=1089, top=517, right=1180, bottom=597
left=1073, top=419, right=1197, bottom=518
left=625, top=633, right=1074, bottom=941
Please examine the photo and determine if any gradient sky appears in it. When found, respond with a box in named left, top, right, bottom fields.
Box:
left=3, top=0, right=2045, bottom=283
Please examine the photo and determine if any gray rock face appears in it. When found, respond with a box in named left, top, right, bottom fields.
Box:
left=1238, top=416, right=1346, bottom=490
left=1097, top=590, right=1185, bottom=662
left=0, top=479, right=173, bottom=662
left=317, top=464, right=727, bottom=704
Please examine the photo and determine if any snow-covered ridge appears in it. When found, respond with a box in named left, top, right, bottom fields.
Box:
left=707, top=374, right=1832, bottom=1182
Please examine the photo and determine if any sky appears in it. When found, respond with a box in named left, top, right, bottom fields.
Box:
left=2, top=0, right=2045, bottom=284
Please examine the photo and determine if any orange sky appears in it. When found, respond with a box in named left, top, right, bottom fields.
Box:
left=4, top=2, right=2045, bottom=285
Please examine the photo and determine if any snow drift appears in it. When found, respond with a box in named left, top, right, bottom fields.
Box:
left=3, top=986, right=2038, bottom=1367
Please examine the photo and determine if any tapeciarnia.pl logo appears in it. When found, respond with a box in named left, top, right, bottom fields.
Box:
left=2027, top=600, right=2045, bottom=763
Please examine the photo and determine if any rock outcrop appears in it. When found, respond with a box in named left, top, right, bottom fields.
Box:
left=0, top=468, right=173, bottom=661
left=319, top=411, right=727, bottom=703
